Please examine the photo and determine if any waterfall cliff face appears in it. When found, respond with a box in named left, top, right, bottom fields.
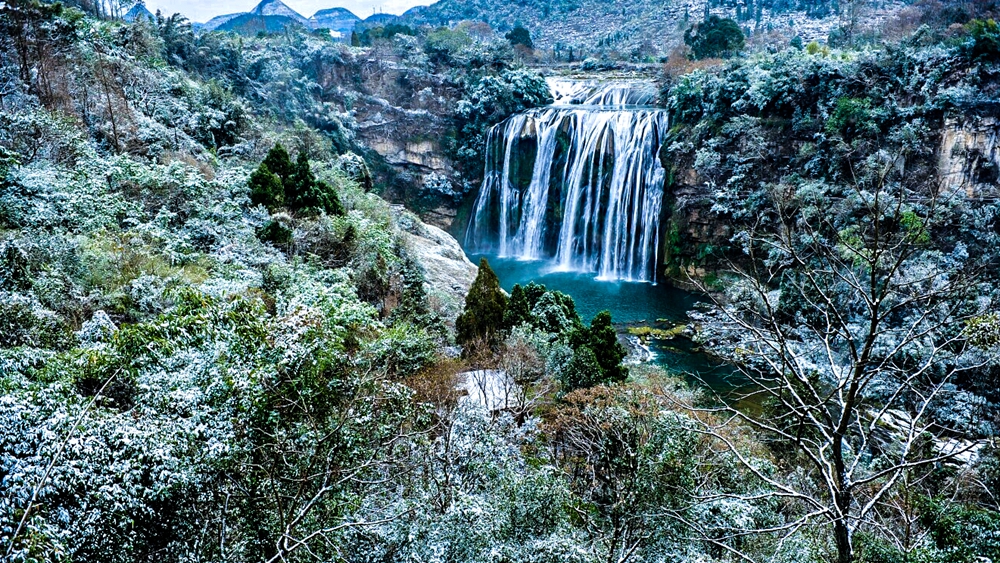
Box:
left=465, top=79, right=669, bottom=282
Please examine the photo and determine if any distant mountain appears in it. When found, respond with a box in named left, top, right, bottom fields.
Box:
left=362, top=13, right=401, bottom=26
left=310, top=7, right=360, bottom=38
left=198, top=0, right=311, bottom=33
left=198, top=1, right=363, bottom=38
left=123, top=2, right=155, bottom=23
left=197, top=13, right=243, bottom=31
left=251, top=0, right=311, bottom=27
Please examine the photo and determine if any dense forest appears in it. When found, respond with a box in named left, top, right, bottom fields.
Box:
left=1, top=0, right=1000, bottom=562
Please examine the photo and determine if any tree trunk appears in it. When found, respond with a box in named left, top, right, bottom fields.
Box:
left=833, top=433, right=853, bottom=563
left=834, top=511, right=853, bottom=563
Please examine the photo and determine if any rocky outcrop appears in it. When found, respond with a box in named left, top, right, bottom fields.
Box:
left=348, top=69, right=464, bottom=231
left=367, top=137, right=451, bottom=174
left=939, top=117, right=1000, bottom=197
left=394, top=207, right=478, bottom=325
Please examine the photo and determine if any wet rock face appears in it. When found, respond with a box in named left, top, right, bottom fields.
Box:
left=395, top=207, right=478, bottom=326
left=940, top=117, right=1000, bottom=197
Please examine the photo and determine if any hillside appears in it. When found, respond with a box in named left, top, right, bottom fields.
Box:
left=398, top=0, right=907, bottom=55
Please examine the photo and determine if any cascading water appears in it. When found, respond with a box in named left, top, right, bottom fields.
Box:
left=465, top=78, right=669, bottom=282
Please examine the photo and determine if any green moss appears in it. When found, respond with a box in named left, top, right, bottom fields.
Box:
left=628, top=324, right=687, bottom=340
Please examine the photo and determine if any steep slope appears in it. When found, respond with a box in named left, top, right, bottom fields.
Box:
left=397, top=0, right=905, bottom=54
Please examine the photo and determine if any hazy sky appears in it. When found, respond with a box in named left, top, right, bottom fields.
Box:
left=143, top=0, right=429, bottom=23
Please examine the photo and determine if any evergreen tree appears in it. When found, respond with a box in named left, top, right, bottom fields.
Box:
left=391, top=254, right=444, bottom=335
left=586, top=311, right=628, bottom=384
left=262, top=143, right=294, bottom=188
left=317, top=181, right=346, bottom=216
left=502, top=282, right=546, bottom=330
left=248, top=163, right=284, bottom=210
left=502, top=282, right=580, bottom=336
left=456, top=258, right=508, bottom=348
left=563, top=310, right=628, bottom=391
left=503, top=283, right=531, bottom=330
left=505, top=25, right=533, bottom=50
left=560, top=345, right=603, bottom=392
left=288, top=150, right=313, bottom=209
left=685, top=15, right=745, bottom=59
left=286, top=151, right=346, bottom=216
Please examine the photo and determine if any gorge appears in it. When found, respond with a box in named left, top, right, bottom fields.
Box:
left=4, top=2, right=1000, bottom=561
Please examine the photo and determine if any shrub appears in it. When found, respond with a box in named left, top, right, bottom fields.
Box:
left=560, top=345, right=603, bottom=391
left=258, top=217, right=293, bottom=246
left=0, top=294, right=72, bottom=350
left=424, top=27, right=473, bottom=64
left=968, top=18, right=1000, bottom=61
left=0, top=240, right=32, bottom=291
left=72, top=348, right=139, bottom=410
left=363, top=322, right=438, bottom=379
left=503, top=282, right=580, bottom=336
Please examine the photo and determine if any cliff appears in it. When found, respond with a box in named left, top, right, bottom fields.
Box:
left=940, top=116, right=1000, bottom=197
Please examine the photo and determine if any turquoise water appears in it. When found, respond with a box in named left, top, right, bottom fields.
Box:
left=468, top=254, right=697, bottom=323
left=468, top=254, right=744, bottom=395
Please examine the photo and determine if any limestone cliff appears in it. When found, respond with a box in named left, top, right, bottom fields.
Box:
left=940, top=117, right=1000, bottom=197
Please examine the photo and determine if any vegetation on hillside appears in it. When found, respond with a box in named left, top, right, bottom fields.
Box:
left=0, top=1, right=999, bottom=563
left=657, top=2, right=1000, bottom=561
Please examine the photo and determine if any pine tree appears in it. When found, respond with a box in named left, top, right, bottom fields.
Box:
left=262, top=143, right=294, bottom=188
left=503, top=284, right=531, bottom=331
left=502, top=282, right=545, bottom=330
left=287, top=151, right=346, bottom=216
left=288, top=150, right=314, bottom=210
left=456, top=258, right=508, bottom=348
left=587, top=311, right=628, bottom=384
left=564, top=310, right=628, bottom=391
left=248, top=163, right=284, bottom=210
left=316, top=181, right=346, bottom=216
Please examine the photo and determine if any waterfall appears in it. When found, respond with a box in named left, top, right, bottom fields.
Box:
left=465, top=79, right=668, bottom=282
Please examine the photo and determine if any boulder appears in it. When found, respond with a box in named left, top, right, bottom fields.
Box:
left=395, top=207, right=477, bottom=325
